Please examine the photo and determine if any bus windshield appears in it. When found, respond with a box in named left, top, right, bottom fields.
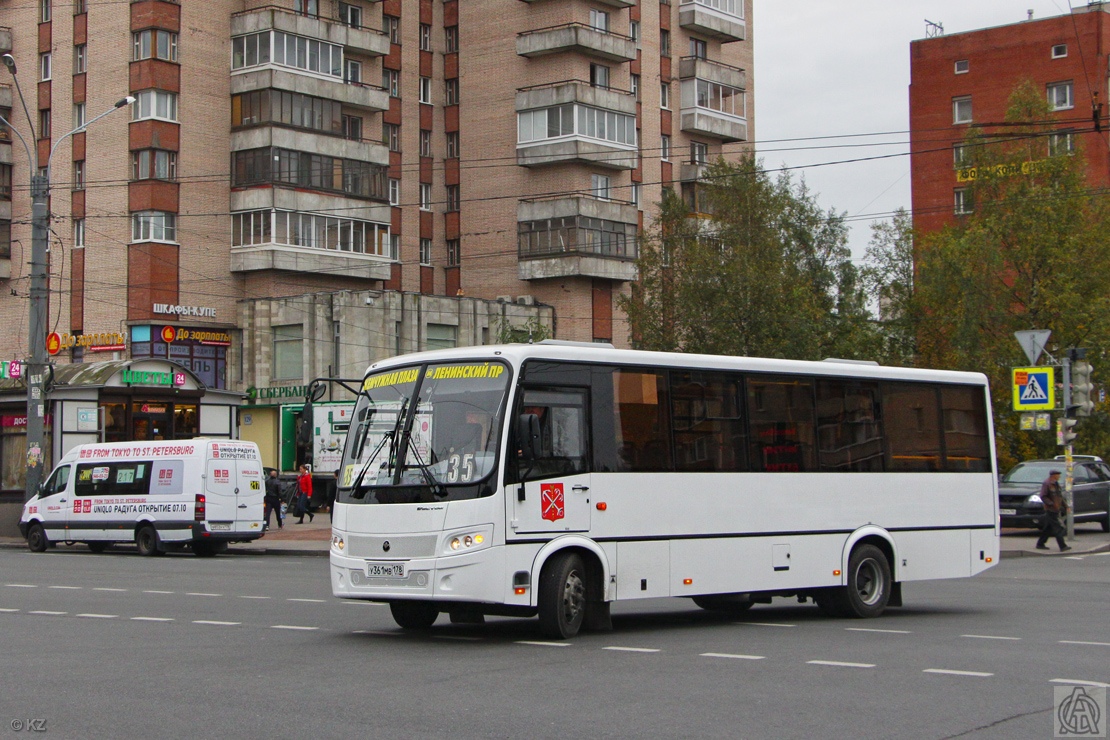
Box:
left=337, top=361, right=510, bottom=504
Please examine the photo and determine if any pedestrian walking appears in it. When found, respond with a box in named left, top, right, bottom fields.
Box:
left=263, top=468, right=284, bottom=530
left=295, top=464, right=314, bottom=524
left=1035, top=469, right=1071, bottom=552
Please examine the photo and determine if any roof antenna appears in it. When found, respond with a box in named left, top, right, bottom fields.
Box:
left=925, top=19, right=944, bottom=38
left=1027, top=9, right=1034, bottom=20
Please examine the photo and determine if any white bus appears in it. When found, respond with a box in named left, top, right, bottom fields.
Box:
left=330, top=342, right=998, bottom=638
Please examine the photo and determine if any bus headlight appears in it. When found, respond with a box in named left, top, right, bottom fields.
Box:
left=331, top=534, right=345, bottom=552
left=443, top=528, right=490, bottom=555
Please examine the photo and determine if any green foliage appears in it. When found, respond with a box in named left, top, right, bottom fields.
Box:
left=620, top=155, right=880, bottom=361
left=494, top=316, right=550, bottom=344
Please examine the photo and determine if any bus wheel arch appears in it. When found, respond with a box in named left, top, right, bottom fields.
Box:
left=531, top=538, right=611, bottom=607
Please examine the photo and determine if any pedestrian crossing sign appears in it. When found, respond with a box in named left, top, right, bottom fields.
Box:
left=1012, top=367, right=1055, bottom=411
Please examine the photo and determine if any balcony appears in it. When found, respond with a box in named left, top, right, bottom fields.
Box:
left=678, top=57, right=748, bottom=142
left=520, top=0, right=633, bottom=5
left=1, top=84, right=11, bottom=167
left=231, top=68, right=388, bottom=113
left=678, top=0, right=746, bottom=43
left=231, top=126, right=389, bottom=166
left=678, top=160, right=711, bottom=183
left=517, top=81, right=638, bottom=170
left=0, top=27, right=10, bottom=55
left=517, top=23, right=637, bottom=63
left=517, top=194, right=639, bottom=281
left=231, top=6, right=390, bottom=57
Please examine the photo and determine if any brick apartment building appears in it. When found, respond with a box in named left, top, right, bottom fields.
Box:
left=909, top=3, right=1110, bottom=237
left=0, top=0, right=754, bottom=483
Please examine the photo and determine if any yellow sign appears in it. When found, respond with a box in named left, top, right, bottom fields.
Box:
left=1012, top=366, right=1055, bottom=411
left=956, top=159, right=1048, bottom=183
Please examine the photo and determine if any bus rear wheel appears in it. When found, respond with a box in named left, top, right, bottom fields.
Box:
left=27, top=523, right=48, bottom=553
left=538, top=552, right=587, bottom=639
left=816, top=544, right=892, bottom=618
left=135, top=526, right=161, bottom=557
left=389, top=600, right=439, bottom=630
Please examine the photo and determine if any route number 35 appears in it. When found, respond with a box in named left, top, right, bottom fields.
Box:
left=445, top=453, right=475, bottom=483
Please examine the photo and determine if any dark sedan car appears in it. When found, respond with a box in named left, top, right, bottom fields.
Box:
left=999, top=459, right=1110, bottom=531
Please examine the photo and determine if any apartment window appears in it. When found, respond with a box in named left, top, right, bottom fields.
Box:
left=232, top=31, right=342, bottom=77
left=74, top=44, right=87, bottom=74
left=133, top=30, right=178, bottom=62
left=447, top=239, right=460, bottom=267
left=445, top=26, right=459, bottom=53
left=73, top=159, right=85, bottom=189
left=446, top=131, right=460, bottom=158
left=420, top=183, right=432, bottom=210
left=131, top=149, right=177, bottom=181
left=660, top=30, right=671, bottom=58
left=0, top=165, right=10, bottom=198
left=661, top=135, right=671, bottom=161
left=590, top=10, right=610, bottom=32
left=631, top=74, right=640, bottom=100
left=272, top=325, right=304, bottom=381
left=420, top=24, right=432, bottom=51
left=954, top=59, right=969, bottom=74
left=384, top=15, right=400, bottom=44
left=952, top=96, right=972, bottom=124
left=660, top=82, right=670, bottom=109
left=446, top=184, right=460, bottom=212
left=445, top=78, right=459, bottom=105
left=1049, top=131, right=1075, bottom=156
left=426, top=324, right=457, bottom=350
left=590, top=64, right=610, bottom=89
left=420, top=130, right=432, bottom=157
left=132, top=211, right=178, bottom=243
left=1047, top=81, right=1073, bottom=111
left=1051, top=44, right=1067, bottom=59
left=40, top=0, right=51, bottom=23
left=345, top=60, right=362, bottom=84
left=690, top=38, right=707, bottom=59
left=39, top=109, right=51, bottom=139
left=40, top=53, right=52, bottom=81
left=73, top=102, right=86, bottom=129
left=591, top=174, right=611, bottom=200
left=73, top=0, right=86, bottom=14
left=632, top=183, right=641, bottom=209
left=343, top=114, right=362, bottom=141
left=293, top=0, right=318, bottom=18
left=953, top=144, right=969, bottom=168
left=383, top=69, right=400, bottom=97
left=232, top=149, right=387, bottom=201
left=132, top=90, right=178, bottom=122
left=384, top=123, right=400, bottom=152
left=693, top=78, right=745, bottom=117
left=954, top=188, right=972, bottom=215
left=231, top=210, right=390, bottom=256
left=388, top=178, right=400, bottom=205
left=630, top=21, right=640, bottom=43
left=338, top=2, right=362, bottom=29
left=420, top=238, right=432, bottom=265
left=232, top=90, right=342, bottom=133
left=73, top=218, right=85, bottom=248
left=518, top=104, right=637, bottom=147
left=691, top=141, right=708, bottom=165
left=390, top=234, right=401, bottom=261
left=419, top=77, right=432, bottom=104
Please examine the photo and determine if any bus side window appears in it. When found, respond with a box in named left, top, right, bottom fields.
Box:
left=746, top=375, right=816, bottom=473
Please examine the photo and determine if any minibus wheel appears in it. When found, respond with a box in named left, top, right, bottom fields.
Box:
left=135, top=525, right=161, bottom=557
left=389, top=600, right=439, bottom=630
left=26, top=523, right=48, bottom=553
left=538, top=552, right=587, bottom=639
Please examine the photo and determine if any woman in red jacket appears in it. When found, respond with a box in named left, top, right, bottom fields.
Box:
left=295, top=464, right=314, bottom=524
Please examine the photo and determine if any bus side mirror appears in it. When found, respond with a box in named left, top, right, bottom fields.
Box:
left=517, top=413, right=540, bottom=462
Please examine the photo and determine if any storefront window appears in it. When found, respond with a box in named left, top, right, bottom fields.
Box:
left=175, top=404, right=199, bottom=438
left=102, top=402, right=127, bottom=444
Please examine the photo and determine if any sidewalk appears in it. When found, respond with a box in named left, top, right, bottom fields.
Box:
left=999, top=525, right=1110, bottom=558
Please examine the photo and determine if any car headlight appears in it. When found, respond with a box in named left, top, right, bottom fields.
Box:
left=1027, top=494, right=1043, bottom=504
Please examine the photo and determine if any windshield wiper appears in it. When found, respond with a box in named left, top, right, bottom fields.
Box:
left=348, top=398, right=408, bottom=499
left=401, top=433, right=447, bottom=499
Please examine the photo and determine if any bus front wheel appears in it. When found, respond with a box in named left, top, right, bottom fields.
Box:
left=538, top=552, right=587, bottom=639
left=389, top=600, right=439, bottom=630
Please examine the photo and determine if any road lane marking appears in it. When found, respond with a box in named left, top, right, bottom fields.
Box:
left=29, top=610, right=66, bottom=615
left=1060, top=640, right=1110, bottom=647
left=271, top=625, right=319, bottom=631
left=239, top=595, right=272, bottom=600
left=193, top=620, right=240, bottom=626
left=186, top=592, right=222, bottom=597
left=131, top=617, right=174, bottom=622
left=1063, top=556, right=1085, bottom=560
left=961, top=634, right=1021, bottom=641
left=48, top=585, right=82, bottom=590
left=515, top=641, right=570, bottom=648
left=76, top=613, right=117, bottom=619
left=143, top=590, right=174, bottom=594
left=701, top=652, right=765, bottom=660
left=923, top=669, right=994, bottom=677
left=5, top=584, right=38, bottom=588
left=736, top=622, right=797, bottom=628
left=846, top=628, right=912, bottom=634
left=1052, top=678, right=1110, bottom=688
left=0, top=608, right=19, bottom=613
left=604, top=646, right=661, bottom=653
left=287, top=598, right=327, bottom=603
left=807, top=660, right=876, bottom=668
left=92, top=588, right=127, bottom=592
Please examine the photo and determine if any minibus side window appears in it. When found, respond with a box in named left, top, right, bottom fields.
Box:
left=75, top=462, right=153, bottom=496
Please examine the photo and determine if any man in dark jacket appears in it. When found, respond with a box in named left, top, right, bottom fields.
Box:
left=1035, top=470, right=1071, bottom=552
left=264, top=469, right=283, bottom=531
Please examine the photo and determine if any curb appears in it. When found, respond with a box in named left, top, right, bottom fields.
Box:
left=1000, top=543, right=1110, bottom=558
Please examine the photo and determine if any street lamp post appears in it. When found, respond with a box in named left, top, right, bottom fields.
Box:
left=1, top=52, right=132, bottom=501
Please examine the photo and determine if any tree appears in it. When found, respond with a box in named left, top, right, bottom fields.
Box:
left=912, top=81, right=1110, bottom=468
left=861, top=208, right=917, bottom=366
left=620, top=155, right=880, bottom=361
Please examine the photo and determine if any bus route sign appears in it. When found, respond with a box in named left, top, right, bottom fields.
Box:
left=1012, top=366, right=1055, bottom=411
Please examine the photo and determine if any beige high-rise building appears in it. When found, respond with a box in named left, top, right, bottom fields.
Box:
left=0, top=0, right=753, bottom=484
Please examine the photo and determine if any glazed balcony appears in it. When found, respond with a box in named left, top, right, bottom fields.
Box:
left=0, top=27, right=10, bottom=55
left=678, top=57, right=748, bottom=142
left=678, top=0, right=746, bottom=43
left=519, top=0, right=633, bottom=6
left=231, top=6, right=390, bottom=57
left=517, top=194, right=639, bottom=282
left=517, top=23, right=637, bottom=63
left=516, top=81, right=639, bottom=170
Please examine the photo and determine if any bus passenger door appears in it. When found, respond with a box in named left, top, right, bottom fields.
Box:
left=510, top=387, right=592, bottom=534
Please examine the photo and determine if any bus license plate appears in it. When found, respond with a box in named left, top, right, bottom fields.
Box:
left=366, top=562, right=405, bottom=578
left=999, top=508, right=1017, bottom=516
left=209, top=522, right=232, bottom=531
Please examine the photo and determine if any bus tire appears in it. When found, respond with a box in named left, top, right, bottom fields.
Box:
left=27, top=523, right=48, bottom=553
left=389, top=600, right=439, bottom=630
left=538, top=552, right=587, bottom=639
left=842, top=544, right=891, bottom=618
left=86, top=542, right=110, bottom=554
left=692, top=595, right=755, bottom=615
left=135, top=525, right=161, bottom=557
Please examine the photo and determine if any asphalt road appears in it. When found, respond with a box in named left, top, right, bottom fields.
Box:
left=0, top=548, right=1107, bottom=740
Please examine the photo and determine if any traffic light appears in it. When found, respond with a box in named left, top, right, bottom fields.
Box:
left=1059, top=417, right=1079, bottom=445
left=1071, top=360, right=1095, bottom=417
